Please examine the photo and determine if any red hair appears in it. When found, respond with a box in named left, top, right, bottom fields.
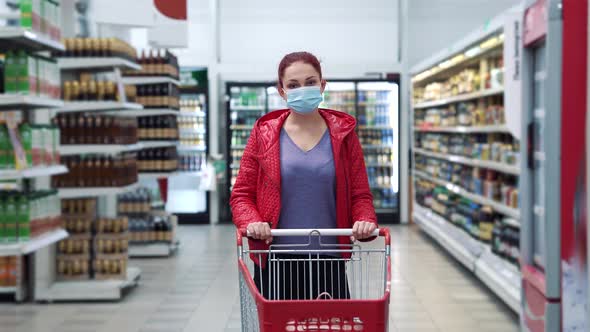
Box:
left=277, top=52, right=322, bottom=89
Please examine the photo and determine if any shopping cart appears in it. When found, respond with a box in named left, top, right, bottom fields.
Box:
left=236, top=228, right=391, bottom=332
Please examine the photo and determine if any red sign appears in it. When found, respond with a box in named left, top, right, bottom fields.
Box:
left=523, top=0, right=548, bottom=46
left=154, top=0, right=187, bottom=20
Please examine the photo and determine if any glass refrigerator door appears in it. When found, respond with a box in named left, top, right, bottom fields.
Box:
left=357, top=81, right=399, bottom=219
left=167, top=92, right=208, bottom=216
left=320, top=81, right=356, bottom=115
left=267, top=86, right=287, bottom=112
left=228, top=85, right=267, bottom=190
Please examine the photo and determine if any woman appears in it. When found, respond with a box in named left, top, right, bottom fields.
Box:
left=230, top=51, right=377, bottom=300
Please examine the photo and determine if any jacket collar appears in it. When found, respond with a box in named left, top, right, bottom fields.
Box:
left=254, top=108, right=356, bottom=153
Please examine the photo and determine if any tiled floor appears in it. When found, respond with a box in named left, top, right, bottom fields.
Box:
left=0, top=224, right=519, bottom=332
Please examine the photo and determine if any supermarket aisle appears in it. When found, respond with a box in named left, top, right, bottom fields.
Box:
left=0, top=225, right=519, bottom=332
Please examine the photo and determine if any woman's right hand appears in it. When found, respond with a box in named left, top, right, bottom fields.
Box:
left=247, top=222, right=273, bottom=244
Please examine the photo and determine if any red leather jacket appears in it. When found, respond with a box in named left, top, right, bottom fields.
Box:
left=230, top=109, right=377, bottom=265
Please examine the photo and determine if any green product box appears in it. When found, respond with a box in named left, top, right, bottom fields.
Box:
left=4, top=51, right=16, bottom=93
left=0, top=198, right=5, bottom=242
left=20, top=124, right=33, bottom=167
left=20, top=0, right=33, bottom=29
left=17, top=195, right=30, bottom=240
left=16, top=51, right=37, bottom=95
left=0, top=127, right=9, bottom=170
left=5, top=195, right=17, bottom=242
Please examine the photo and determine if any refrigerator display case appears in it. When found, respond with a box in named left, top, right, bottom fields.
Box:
left=166, top=86, right=209, bottom=224
left=520, top=0, right=589, bottom=331
left=225, top=79, right=400, bottom=224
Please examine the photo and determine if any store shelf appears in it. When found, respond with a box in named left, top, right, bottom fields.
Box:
left=413, top=148, right=520, bottom=175
left=151, top=201, right=165, bottom=209
left=35, top=267, right=141, bottom=301
left=177, top=145, right=206, bottom=152
left=475, top=247, right=521, bottom=313
left=0, top=229, right=68, bottom=257
left=414, top=124, right=511, bottom=134
left=413, top=88, right=504, bottom=109
left=232, top=145, right=246, bottom=150
left=179, top=111, right=206, bottom=117
left=230, top=125, right=254, bottom=130
left=139, top=141, right=178, bottom=149
left=413, top=204, right=482, bottom=270
left=0, top=286, right=17, bottom=294
left=128, top=240, right=179, bottom=258
left=179, top=128, right=206, bottom=135
left=230, top=163, right=240, bottom=169
left=121, top=76, right=180, bottom=85
left=362, top=144, right=392, bottom=149
left=55, top=101, right=143, bottom=114
left=370, top=184, right=394, bottom=190
left=57, top=57, right=141, bottom=71
left=375, top=208, right=395, bottom=214
left=0, top=27, right=65, bottom=52
left=57, top=183, right=139, bottom=198
left=138, top=172, right=177, bottom=180
left=365, top=162, right=393, bottom=167
left=231, top=106, right=265, bottom=111
left=413, top=170, right=520, bottom=219
left=413, top=203, right=520, bottom=313
left=103, top=108, right=178, bottom=117
left=0, top=165, right=68, bottom=180
left=0, top=94, right=64, bottom=110
left=358, top=125, right=393, bottom=130
left=59, top=143, right=143, bottom=156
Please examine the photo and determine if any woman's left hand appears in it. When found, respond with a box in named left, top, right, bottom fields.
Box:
left=351, top=221, right=377, bottom=242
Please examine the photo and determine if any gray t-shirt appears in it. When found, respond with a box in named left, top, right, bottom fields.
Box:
left=273, top=129, right=338, bottom=251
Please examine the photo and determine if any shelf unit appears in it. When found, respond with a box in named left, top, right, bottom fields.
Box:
left=103, top=108, right=179, bottom=117
left=413, top=87, right=504, bottom=109
left=413, top=204, right=520, bottom=313
left=59, top=143, right=143, bottom=156
left=0, top=229, right=68, bottom=257
left=121, top=76, right=180, bottom=85
left=177, top=145, right=206, bottom=152
left=54, top=101, right=143, bottom=114
left=139, top=141, right=178, bottom=149
left=0, top=94, right=64, bottom=110
left=413, top=125, right=512, bottom=134
left=34, top=267, right=141, bottom=301
left=57, top=57, right=141, bottom=71
left=413, top=148, right=520, bottom=175
left=179, top=111, right=206, bottom=117
left=57, top=183, right=139, bottom=198
left=0, top=165, right=68, bottom=180
left=410, top=12, right=521, bottom=314
left=413, top=170, right=520, bottom=219
left=0, top=27, right=65, bottom=52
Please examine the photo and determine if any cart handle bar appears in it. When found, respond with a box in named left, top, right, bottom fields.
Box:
left=237, top=228, right=390, bottom=246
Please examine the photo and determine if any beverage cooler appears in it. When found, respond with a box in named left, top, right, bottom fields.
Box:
left=226, top=79, right=400, bottom=224
left=166, top=86, right=209, bottom=224
left=520, top=0, right=589, bottom=331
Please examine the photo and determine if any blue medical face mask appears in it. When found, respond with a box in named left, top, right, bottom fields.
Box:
left=285, top=86, right=323, bottom=114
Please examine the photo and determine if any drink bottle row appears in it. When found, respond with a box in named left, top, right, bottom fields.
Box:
left=137, top=147, right=179, bottom=173
left=53, top=155, right=137, bottom=188
left=56, top=38, right=137, bottom=62
left=367, top=167, right=394, bottom=188
left=135, top=84, right=180, bottom=109
left=125, top=49, right=179, bottom=79
left=137, top=116, right=179, bottom=141
left=358, top=129, right=394, bottom=146
left=54, top=114, right=137, bottom=145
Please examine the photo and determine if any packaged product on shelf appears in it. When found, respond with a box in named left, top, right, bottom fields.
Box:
left=95, top=217, right=129, bottom=234
left=94, top=234, right=129, bottom=256
left=57, top=236, right=91, bottom=255
left=56, top=255, right=90, bottom=281
left=57, top=38, right=137, bottom=62
left=93, top=257, right=127, bottom=280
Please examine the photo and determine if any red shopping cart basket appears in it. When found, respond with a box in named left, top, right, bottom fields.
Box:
left=236, top=228, right=391, bottom=331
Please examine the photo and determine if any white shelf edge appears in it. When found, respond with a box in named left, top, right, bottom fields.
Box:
left=0, top=94, right=64, bottom=109
left=55, top=101, right=143, bottom=113
left=0, top=229, right=68, bottom=257
left=139, top=141, right=178, bottom=149
left=413, top=170, right=520, bottom=219
left=103, top=109, right=179, bottom=117
left=0, top=165, right=68, bottom=180
left=0, top=286, right=17, bottom=294
left=59, top=143, right=144, bottom=156
left=413, top=125, right=511, bottom=134
left=34, top=267, right=141, bottom=301
left=179, top=111, right=206, bottom=117
left=179, top=128, right=206, bottom=135
left=128, top=241, right=178, bottom=257
left=57, top=183, right=139, bottom=198
left=121, top=76, right=180, bottom=85
left=0, top=27, right=65, bottom=52
left=413, top=203, right=521, bottom=313
left=475, top=248, right=521, bottom=313
left=230, top=125, right=255, bottom=130
left=413, top=148, right=520, bottom=175
left=138, top=172, right=177, bottom=180
left=413, top=88, right=504, bottom=109
left=177, top=145, right=206, bottom=152
left=57, top=57, right=141, bottom=71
